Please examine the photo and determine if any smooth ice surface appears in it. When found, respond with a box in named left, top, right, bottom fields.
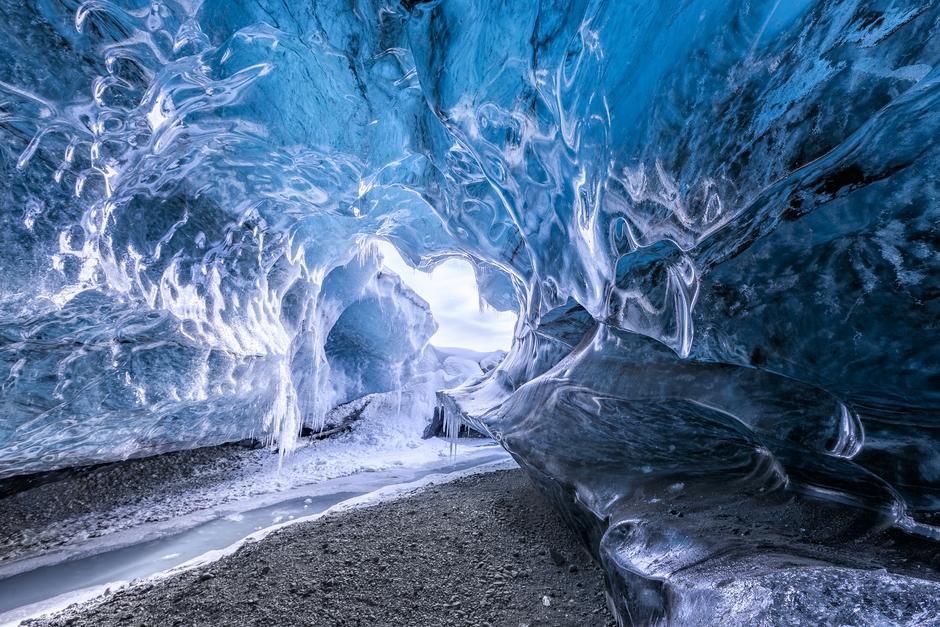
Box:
left=0, top=0, right=938, bottom=624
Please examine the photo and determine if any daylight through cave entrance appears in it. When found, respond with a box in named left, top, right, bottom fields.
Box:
left=373, top=241, right=517, bottom=353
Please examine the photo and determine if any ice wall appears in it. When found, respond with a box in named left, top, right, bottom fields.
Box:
left=0, top=0, right=456, bottom=475
left=0, top=245, right=437, bottom=476
left=420, top=1, right=940, bottom=621
left=0, top=0, right=938, bottom=623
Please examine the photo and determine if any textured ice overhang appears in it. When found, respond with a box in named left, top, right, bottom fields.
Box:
left=0, top=0, right=938, bottom=623
left=0, top=247, right=437, bottom=476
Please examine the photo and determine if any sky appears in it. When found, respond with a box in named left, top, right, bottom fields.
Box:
left=374, top=241, right=517, bottom=352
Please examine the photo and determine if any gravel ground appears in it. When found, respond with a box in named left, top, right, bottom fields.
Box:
left=29, top=469, right=615, bottom=627
left=0, top=443, right=266, bottom=566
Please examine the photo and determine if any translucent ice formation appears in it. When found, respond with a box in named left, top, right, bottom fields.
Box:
left=0, top=0, right=938, bottom=623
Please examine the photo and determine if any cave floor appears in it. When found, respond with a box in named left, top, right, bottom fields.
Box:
left=26, top=469, right=614, bottom=627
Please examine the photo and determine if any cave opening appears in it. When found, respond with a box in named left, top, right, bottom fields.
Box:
left=372, top=240, right=517, bottom=353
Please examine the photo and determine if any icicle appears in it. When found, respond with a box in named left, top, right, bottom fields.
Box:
left=443, top=402, right=460, bottom=461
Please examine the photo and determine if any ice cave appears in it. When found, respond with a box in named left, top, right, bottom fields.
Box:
left=0, top=0, right=938, bottom=625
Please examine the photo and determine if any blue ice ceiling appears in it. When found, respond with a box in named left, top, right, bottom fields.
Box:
left=0, top=0, right=938, bottom=622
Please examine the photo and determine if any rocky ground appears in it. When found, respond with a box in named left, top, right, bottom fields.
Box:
left=28, top=469, right=615, bottom=627
left=0, top=442, right=267, bottom=566
left=0, top=424, right=471, bottom=570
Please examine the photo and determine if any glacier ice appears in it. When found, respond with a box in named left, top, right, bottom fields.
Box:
left=0, top=0, right=939, bottom=623
left=0, top=247, right=438, bottom=475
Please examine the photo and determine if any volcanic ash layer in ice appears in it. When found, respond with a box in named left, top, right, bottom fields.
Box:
left=0, top=0, right=938, bottom=624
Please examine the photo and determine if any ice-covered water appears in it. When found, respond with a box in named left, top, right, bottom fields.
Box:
left=1, top=0, right=938, bottom=624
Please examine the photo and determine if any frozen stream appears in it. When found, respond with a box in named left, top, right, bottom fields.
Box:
left=0, top=442, right=513, bottom=626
